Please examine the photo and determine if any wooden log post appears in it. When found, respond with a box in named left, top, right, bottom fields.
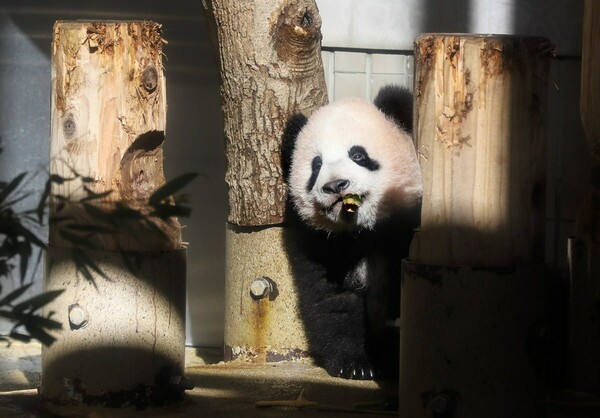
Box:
left=42, top=21, right=186, bottom=403
left=569, top=0, right=600, bottom=391
left=400, top=35, right=553, bottom=418
left=202, top=0, right=328, bottom=364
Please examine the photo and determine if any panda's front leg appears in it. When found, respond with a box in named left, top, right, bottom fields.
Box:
left=309, top=257, right=375, bottom=379
left=312, top=287, right=375, bottom=380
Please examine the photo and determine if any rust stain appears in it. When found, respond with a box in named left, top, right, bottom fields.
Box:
left=481, top=39, right=508, bottom=77
left=445, top=36, right=461, bottom=68
left=435, top=36, right=474, bottom=149
left=251, top=298, right=270, bottom=363
left=415, top=35, right=437, bottom=99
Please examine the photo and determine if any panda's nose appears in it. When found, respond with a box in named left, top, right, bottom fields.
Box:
left=322, top=179, right=350, bottom=194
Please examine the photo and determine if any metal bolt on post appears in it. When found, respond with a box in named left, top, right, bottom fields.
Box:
left=250, top=277, right=273, bottom=299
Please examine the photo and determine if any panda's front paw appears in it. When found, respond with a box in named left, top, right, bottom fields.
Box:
left=328, top=358, right=377, bottom=380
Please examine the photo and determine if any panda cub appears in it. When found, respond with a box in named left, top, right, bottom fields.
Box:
left=281, top=86, right=423, bottom=380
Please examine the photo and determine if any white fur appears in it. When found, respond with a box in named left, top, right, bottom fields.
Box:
left=288, top=98, right=422, bottom=232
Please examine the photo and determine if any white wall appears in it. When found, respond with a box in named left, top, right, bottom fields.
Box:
left=318, top=0, right=582, bottom=56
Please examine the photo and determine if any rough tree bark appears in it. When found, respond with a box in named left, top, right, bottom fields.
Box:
left=202, top=0, right=328, bottom=363
left=202, top=0, right=328, bottom=226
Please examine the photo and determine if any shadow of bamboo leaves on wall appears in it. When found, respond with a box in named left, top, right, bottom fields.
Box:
left=0, top=140, right=198, bottom=346
left=49, top=169, right=198, bottom=289
left=0, top=146, right=63, bottom=345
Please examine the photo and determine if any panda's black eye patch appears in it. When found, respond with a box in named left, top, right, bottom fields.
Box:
left=348, top=145, right=380, bottom=171
left=306, top=156, right=322, bottom=191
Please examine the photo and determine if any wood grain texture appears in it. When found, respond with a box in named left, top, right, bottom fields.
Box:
left=202, top=0, right=328, bottom=226
left=410, top=34, right=553, bottom=267
left=50, top=21, right=181, bottom=250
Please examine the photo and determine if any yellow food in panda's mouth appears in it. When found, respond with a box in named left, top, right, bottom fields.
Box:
left=342, top=194, right=362, bottom=213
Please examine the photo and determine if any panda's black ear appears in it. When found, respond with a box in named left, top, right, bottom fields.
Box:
left=374, top=85, right=413, bottom=133
left=281, top=113, right=308, bottom=181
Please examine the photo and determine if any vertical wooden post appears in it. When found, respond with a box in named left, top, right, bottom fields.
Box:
left=400, top=35, right=553, bottom=418
left=569, top=0, right=600, bottom=391
left=42, top=21, right=186, bottom=404
left=202, top=0, right=328, bottom=364
left=409, top=35, right=551, bottom=266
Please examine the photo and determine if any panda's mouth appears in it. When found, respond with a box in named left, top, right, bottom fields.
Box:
left=328, top=193, right=365, bottom=213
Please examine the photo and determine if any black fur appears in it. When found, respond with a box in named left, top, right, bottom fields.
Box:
left=348, top=145, right=380, bottom=171
left=307, top=156, right=322, bottom=191
left=281, top=113, right=308, bottom=181
left=374, top=85, right=413, bottom=133
left=281, top=86, right=418, bottom=380
left=283, top=217, right=413, bottom=379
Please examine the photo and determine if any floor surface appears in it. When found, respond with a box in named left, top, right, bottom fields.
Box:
left=1, top=342, right=599, bottom=417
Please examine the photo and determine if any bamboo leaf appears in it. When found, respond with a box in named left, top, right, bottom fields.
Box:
left=0, top=309, right=17, bottom=321
left=8, top=329, right=31, bottom=343
left=111, top=204, right=144, bottom=220
left=148, top=173, right=198, bottom=206
left=73, top=255, right=97, bottom=287
left=1, top=309, right=60, bottom=330
left=142, top=219, right=169, bottom=239
left=151, top=203, right=192, bottom=219
left=65, top=223, right=117, bottom=234
left=58, top=229, right=97, bottom=249
left=0, top=172, right=27, bottom=205
left=73, top=249, right=109, bottom=286
left=49, top=215, right=76, bottom=225
left=37, top=178, right=52, bottom=223
left=17, top=241, right=32, bottom=283
left=119, top=252, right=138, bottom=276
left=27, top=248, right=43, bottom=285
left=23, top=324, right=57, bottom=346
left=31, top=315, right=62, bottom=330
left=82, top=203, right=115, bottom=225
left=13, top=222, right=46, bottom=249
left=12, top=289, right=65, bottom=313
left=79, top=187, right=112, bottom=203
left=0, top=283, right=33, bottom=307
left=3, top=191, right=33, bottom=209
left=49, top=174, right=77, bottom=184
left=77, top=251, right=112, bottom=282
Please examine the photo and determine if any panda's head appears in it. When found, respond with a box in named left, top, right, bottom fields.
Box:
left=282, top=86, right=422, bottom=233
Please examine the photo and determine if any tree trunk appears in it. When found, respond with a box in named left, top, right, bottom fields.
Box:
left=400, top=34, right=553, bottom=418
left=43, top=21, right=186, bottom=403
left=202, top=0, right=328, bottom=226
left=49, top=20, right=180, bottom=251
left=202, top=0, right=328, bottom=364
left=410, top=34, right=553, bottom=267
